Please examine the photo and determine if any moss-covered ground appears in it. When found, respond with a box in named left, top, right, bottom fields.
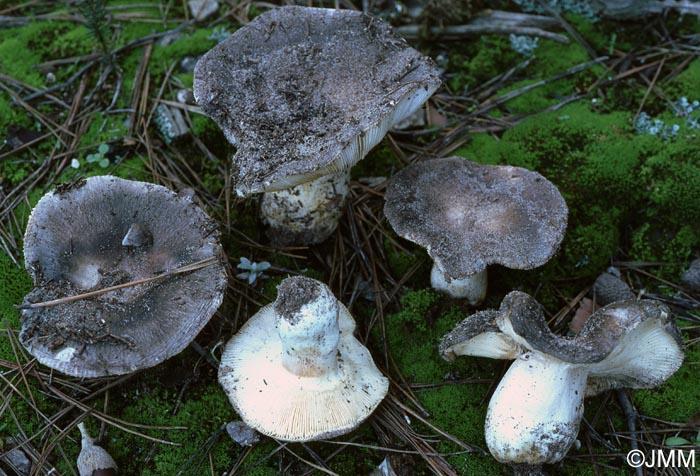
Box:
left=1, top=1, right=700, bottom=475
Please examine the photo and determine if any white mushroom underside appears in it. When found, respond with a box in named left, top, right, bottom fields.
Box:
left=430, top=263, right=487, bottom=304
left=585, top=316, right=685, bottom=396
left=219, top=304, right=388, bottom=442
left=444, top=331, right=522, bottom=360
left=256, top=83, right=437, bottom=193
left=486, top=352, right=587, bottom=465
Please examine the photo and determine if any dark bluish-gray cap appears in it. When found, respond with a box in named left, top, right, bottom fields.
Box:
left=384, top=157, right=568, bottom=281
left=194, top=6, right=441, bottom=195
left=21, top=176, right=226, bottom=377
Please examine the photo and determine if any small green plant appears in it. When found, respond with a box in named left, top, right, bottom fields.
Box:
left=72, top=143, right=110, bottom=169
left=665, top=432, right=700, bottom=447
left=75, top=0, right=113, bottom=56
left=236, top=257, right=271, bottom=285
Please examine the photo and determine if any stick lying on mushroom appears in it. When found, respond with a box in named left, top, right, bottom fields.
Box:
left=219, top=276, right=388, bottom=442
left=439, top=291, right=684, bottom=476
left=194, top=6, right=441, bottom=246
left=384, top=157, right=568, bottom=304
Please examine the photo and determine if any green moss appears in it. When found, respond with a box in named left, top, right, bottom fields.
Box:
left=392, top=288, right=441, bottom=334
left=0, top=252, right=32, bottom=346
left=0, top=94, right=23, bottom=132
left=447, top=452, right=501, bottom=476
left=260, top=275, right=285, bottom=302
left=0, top=21, right=73, bottom=87
left=0, top=156, right=37, bottom=187
left=351, top=143, right=397, bottom=179
left=0, top=37, right=44, bottom=87
left=112, top=155, right=150, bottom=181
left=383, top=237, right=430, bottom=287
left=79, top=112, right=129, bottom=149
left=0, top=254, right=53, bottom=442
left=447, top=36, right=514, bottom=93
left=190, top=114, right=221, bottom=139
left=149, top=27, right=219, bottom=75
left=454, top=134, right=501, bottom=165
left=666, top=59, right=700, bottom=101
left=174, top=72, right=194, bottom=89
left=635, top=342, right=700, bottom=423
left=632, top=224, right=697, bottom=280
left=419, top=383, right=491, bottom=445
left=561, top=212, right=620, bottom=274
left=383, top=290, right=502, bottom=472
left=329, top=441, right=379, bottom=476
left=235, top=441, right=279, bottom=476
left=50, top=26, right=94, bottom=58
left=454, top=101, right=700, bottom=283
left=642, top=139, right=700, bottom=225
left=110, top=380, right=236, bottom=475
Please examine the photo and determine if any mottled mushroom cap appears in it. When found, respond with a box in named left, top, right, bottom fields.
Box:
left=194, top=6, right=441, bottom=195
left=21, top=176, right=226, bottom=377
left=219, top=277, right=388, bottom=442
left=384, top=158, right=568, bottom=280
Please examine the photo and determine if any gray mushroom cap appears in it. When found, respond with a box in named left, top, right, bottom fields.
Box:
left=591, top=269, right=634, bottom=305
left=384, top=157, right=568, bottom=281
left=440, top=291, right=685, bottom=395
left=21, top=176, right=227, bottom=377
left=193, top=6, right=441, bottom=195
left=681, top=258, right=700, bottom=293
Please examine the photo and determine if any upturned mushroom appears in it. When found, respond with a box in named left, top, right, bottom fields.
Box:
left=218, top=276, right=389, bottom=441
left=194, top=6, right=441, bottom=246
left=439, top=291, right=685, bottom=475
left=20, top=176, right=227, bottom=377
left=384, top=157, right=568, bottom=304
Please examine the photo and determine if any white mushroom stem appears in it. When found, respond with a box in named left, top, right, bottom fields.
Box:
left=277, top=284, right=341, bottom=378
left=260, top=171, right=350, bottom=246
left=485, top=352, right=587, bottom=467
left=430, top=263, right=487, bottom=305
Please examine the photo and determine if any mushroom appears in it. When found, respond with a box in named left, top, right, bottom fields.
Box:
left=591, top=266, right=634, bottom=305
left=384, top=157, right=568, bottom=304
left=681, top=258, right=700, bottom=293
left=77, top=423, right=118, bottom=476
left=21, top=176, right=227, bottom=377
left=218, top=276, right=389, bottom=441
left=439, top=291, right=685, bottom=475
left=194, top=6, right=441, bottom=246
